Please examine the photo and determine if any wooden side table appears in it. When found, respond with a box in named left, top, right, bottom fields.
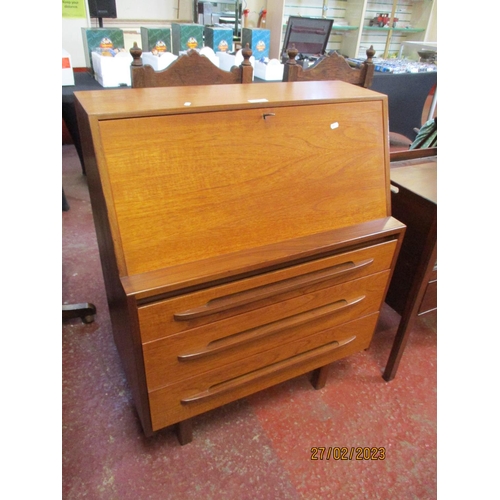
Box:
left=383, top=156, right=437, bottom=381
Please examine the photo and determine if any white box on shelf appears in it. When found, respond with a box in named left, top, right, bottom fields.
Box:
left=217, top=51, right=236, bottom=71
left=253, top=59, right=284, bottom=81
left=199, top=46, right=220, bottom=68
left=91, top=51, right=133, bottom=87
left=217, top=49, right=255, bottom=74
left=142, top=51, right=178, bottom=71
left=62, top=48, right=75, bottom=86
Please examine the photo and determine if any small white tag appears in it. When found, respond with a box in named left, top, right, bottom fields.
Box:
left=184, top=102, right=191, bottom=106
left=248, top=98, right=269, bottom=103
left=330, top=122, right=339, bottom=130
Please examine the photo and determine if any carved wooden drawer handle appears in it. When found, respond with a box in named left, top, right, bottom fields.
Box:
left=180, top=335, right=356, bottom=404
left=173, top=258, right=373, bottom=321
left=177, top=296, right=365, bottom=361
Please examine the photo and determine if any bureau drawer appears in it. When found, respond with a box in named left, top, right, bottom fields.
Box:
left=143, top=270, right=390, bottom=390
left=138, top=240, right=397, bottom=343
left=148, top=313, right=379, bottom=430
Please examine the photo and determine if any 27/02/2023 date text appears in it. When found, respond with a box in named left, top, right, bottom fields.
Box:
left=310, top=447, right=386, bottom=460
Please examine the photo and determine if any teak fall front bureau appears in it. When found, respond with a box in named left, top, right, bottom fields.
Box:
left=75, top=81, right=405, bottom=444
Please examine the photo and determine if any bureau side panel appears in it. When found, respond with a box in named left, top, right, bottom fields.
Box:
left=98, top=101, right=388, bottom=275
left=75, top=101, right=153, bottom=435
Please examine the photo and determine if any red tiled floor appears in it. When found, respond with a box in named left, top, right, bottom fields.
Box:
left=62, top=144, right=437, bottom=499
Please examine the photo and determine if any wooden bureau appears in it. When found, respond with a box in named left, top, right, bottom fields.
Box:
left=75, top=81, right=405, bottom=443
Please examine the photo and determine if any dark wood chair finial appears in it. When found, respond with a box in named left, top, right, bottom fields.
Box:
left=286, top=44, right=299, bottom=65
left=130, top=42, right=143, bottom=67
left=366, top=45, right=375, bottom=63
left=241, top=43, right=253, bottom=66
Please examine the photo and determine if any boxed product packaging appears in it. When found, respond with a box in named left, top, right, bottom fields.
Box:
left=62, top=48, right=75, bottom=86
left=141, top=51, right=178, bottom=71
left=171, top=23, right=204, bottom=55
left=217, top=51, right=236, bottom=71
left=91, top=50, right=133, bottom=87
left=199, top=46, right=220, bottom=67
left=253, top=59, right=284, bottom=81
left=241, top=28, right=270, bottom=60
left=217, top=49, right=254, bottom=76
left=140, top=27, right=172, bottom=53
left=81, top=28, right=125, bottom=74
left=204, top=26, right=233, bottom=53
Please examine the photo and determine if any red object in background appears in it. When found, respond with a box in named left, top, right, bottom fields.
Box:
left=258, top=9, right=267, bottom=28
left=243, top=8, right=250, bottom=28
left=369, top=13, right=398, bottom=27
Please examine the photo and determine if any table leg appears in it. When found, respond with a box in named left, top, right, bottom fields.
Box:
left=383, top=313, right=417, bottom=381
left=383, top=236, right=437, bottom=381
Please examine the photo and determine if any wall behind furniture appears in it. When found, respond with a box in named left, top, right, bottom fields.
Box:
left=427, top=0, right=437, bottom=42
left=63, top=0, right=268, bottom=67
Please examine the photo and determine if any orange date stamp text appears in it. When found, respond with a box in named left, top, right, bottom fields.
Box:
left=310, top=447, right=386, bottom=461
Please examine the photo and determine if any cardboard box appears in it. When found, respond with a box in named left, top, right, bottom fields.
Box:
left=81, top=28, right=125, bottom=73
left=254, top=59, right=284, bottom=81
left=140, top=27, right=172, bottom=53
left=241, top=28, right=270, bottom=60
left=217, top=49, right=254, bottom=77
left=141, top=51, right=178, bottom=71
left=217, top=51, right=236, bottom=72
left=204, top=27, right=233, bottom=53
left=62, top=48, right=75, bottom=86
left=171, top=23, right=204, bottom=55
left=91, top=51, right=132, bottom=87
left=198, top=47, right=220, bottom=67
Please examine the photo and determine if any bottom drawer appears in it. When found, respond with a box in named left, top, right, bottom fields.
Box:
left=149, top=312, right=379, bottom=430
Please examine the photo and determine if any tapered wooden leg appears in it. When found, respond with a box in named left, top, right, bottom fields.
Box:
left=310, top=365, right=330, bottom=390
left=176, top=419, right=193, bottom=445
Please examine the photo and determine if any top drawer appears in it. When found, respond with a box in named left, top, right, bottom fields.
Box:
left=138, top=239, right=397, bottom=343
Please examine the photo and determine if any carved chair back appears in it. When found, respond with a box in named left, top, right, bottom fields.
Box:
left=130, top=42, right=253, bottom=88
left=283, top=45, right=375, bottom=88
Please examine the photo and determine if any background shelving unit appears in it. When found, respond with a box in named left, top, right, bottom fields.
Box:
left=357, top=0, right=435, bottom=59
left=196, top=1, right=242, bottom=38
left=267, top=0, right=436, bottom=60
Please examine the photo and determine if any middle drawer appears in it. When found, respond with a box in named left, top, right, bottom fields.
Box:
left=142, top=270, right=390, bottom=391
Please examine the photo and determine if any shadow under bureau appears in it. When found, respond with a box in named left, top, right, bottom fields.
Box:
left=75, top=81, right=405, bottom=444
